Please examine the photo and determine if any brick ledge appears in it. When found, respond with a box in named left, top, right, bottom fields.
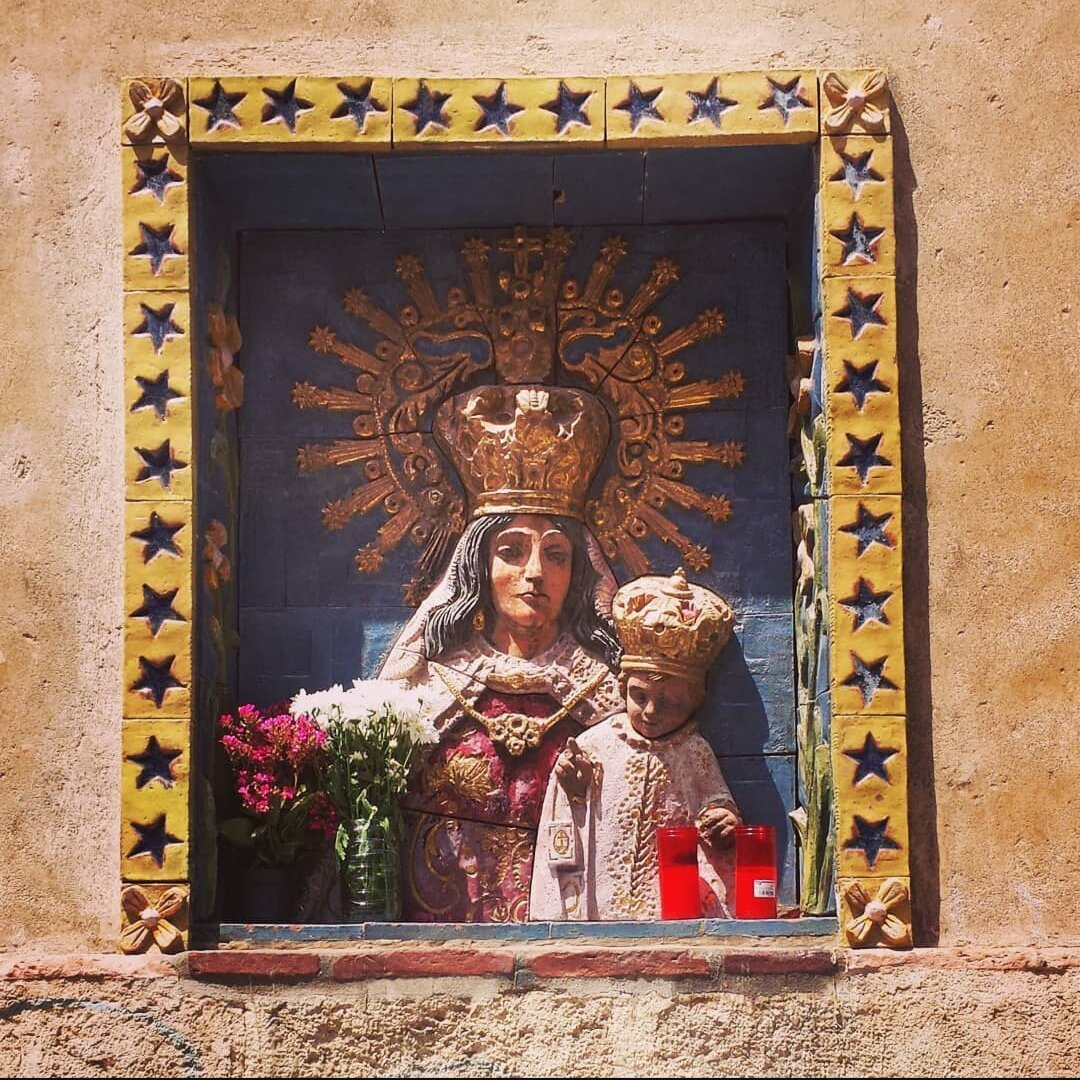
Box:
left=2, top=946, right=1078, bottom=983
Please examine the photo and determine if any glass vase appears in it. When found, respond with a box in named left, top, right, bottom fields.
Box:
left=343, top=818, right=402, bottom=922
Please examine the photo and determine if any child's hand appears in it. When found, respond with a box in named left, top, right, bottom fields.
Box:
left=697, top=805, right=740, bottom=849
left=554, top=737, right=594, bottom=800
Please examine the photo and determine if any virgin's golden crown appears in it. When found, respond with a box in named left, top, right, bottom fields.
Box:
left=433, top=385, right=610, bottom=521
left=612, top=568, right=735, bottom=679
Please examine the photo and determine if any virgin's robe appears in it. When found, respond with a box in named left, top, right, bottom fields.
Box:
left=529, top=714, right=739, bottom=921
left=399, top=633, right=621, bottom=923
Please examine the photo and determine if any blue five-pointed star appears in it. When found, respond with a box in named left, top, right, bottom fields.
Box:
left=130, top=224, right=181, bottom=276
left=130, top=511, right=183, bottom=563
left=331, top=80, right=386, bottom=132
left=127, top=813, right=182, bottom=867
left=541, top=81, right=592, bottom=133
left=839, top=503, right=895, bottom=555
left=832, top=214, right=885, bottom=265
left=843, top=815, right=901, bottom=868
left=843, top=652, right=898, bottom=705
left=135, top=440, right=187, bottom=489
left=127, top=735, right=182, bottom=789
left=133, top=302, right=183, bottom=354
left=834, top=287, right=886, bottom=338
left=474, top=82, right=523, bottom=135
left=836, top=360, right=889, bottom=410
left=838, top=432, right=892, bottom=484
left=760, top=76, right=810, bottom=123
left=405, top=81, right=451, bottom=134
left=616, top=81, right=663, bottom=131
left=130, top=584, right=185, bottom=636
left=195, top=81, right=246, bottom=131
left=831, top=150, right=885, bottom=199
left=843, top=733, right=900, bottom=785
left=840, top=577, right=892, bottom=630
left=262, top=79, right=314, bottom=133
left=130, top=154, right=183, bottom=204
left=131, top=371, right=183, bottom=421
left=131, top=654, right=184, bottom=709
left=687, top=77, right=737, bottom=128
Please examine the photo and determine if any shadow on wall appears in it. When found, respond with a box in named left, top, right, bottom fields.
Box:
left=891, top=107, right=940, bottom=946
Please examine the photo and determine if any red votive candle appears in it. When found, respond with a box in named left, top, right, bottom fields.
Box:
left=656, top=825, right=703, bottom=920
left=734, top=825, right=778, bottom=919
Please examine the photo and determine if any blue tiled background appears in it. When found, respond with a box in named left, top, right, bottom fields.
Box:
left=231, top=208, right=798, bottom=902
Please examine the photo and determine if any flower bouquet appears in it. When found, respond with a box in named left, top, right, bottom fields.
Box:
left=218, top=703, right=337, bottom=920
left=290, top=680, right=437, bottom=921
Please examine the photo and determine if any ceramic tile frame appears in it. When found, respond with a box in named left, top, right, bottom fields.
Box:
left=119, top=70, right=908, bottom=951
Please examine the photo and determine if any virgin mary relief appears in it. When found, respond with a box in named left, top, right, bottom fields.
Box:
left=379, top=386, right=622, bottom=922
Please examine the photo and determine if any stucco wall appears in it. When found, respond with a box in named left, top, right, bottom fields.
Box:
left=0, top=0, right=1077, bottom=1038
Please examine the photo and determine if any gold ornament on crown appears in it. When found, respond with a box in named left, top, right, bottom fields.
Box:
left=434, top=385, right=609, bottom=520
left=293, top=227, right=747, bottom=603
left=612, top=567, right=735, bottom=680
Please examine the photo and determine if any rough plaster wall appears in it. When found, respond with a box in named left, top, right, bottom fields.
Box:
left=1, top=968, right=1079, bottom=1076
left=0, top=0, right=1077, bottom=954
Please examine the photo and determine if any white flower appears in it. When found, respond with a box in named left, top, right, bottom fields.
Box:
left=291, top=678, right=437, bottom=746
left=289, top=684, right=346, bottom=728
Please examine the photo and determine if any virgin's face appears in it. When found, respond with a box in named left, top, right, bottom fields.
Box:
left=487, top=515, right=573, bottom=634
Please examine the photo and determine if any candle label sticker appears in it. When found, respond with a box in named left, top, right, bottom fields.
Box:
left=754, top=879, right=777, bottom=898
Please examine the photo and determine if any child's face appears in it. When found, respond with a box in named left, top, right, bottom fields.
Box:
left=624, top=673, right=702, bottom=739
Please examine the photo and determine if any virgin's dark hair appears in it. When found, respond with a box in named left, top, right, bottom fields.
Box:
left=423, top=514, right=620, bottom=670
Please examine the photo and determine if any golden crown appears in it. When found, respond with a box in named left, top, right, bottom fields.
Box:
left=612, top=568, right=735, bottom=679
left=433, top=385, right=610, bottom=521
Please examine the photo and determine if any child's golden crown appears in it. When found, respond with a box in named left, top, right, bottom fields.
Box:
left=612, top=568, right=735, bottom=679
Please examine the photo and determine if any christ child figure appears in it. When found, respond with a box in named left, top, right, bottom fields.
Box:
left=530, top=568, right=743, bottom=921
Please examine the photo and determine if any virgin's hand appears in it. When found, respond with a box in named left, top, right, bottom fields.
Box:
left=554, top=737, right=593, bottom=799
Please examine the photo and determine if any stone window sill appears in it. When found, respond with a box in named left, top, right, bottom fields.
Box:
left=214, top=916, right=837, bottom=945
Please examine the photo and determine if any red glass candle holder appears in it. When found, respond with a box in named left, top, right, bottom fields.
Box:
left=734, top=824, right=777, bottom=919
left=656, top=825, right=703, bottom=920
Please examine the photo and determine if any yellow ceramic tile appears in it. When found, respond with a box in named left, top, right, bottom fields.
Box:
left=125, top=406, right=192, bottom=502
left=821, top=136, right=894, bottom=278
left=124, top=291, right=190, bottom=365
left=121, top=768, right=189, bottom=882
left=121, top=720, right=190, bottom=881
left=122, top=147, right=188, bottom=291
left=122, top=719, right=191, bottom=794
left=119, top=882, right=190, bottom=952
left=124, top=545, right=192, bottom=652
left=837, top=876, right=912, bottom=947
left=835, top=776, right=909, bottom=877
left=124, top=294, right=192, bottom=496
left=830, top=555, right=904, bottom=673
left=827, top=409, right=903, bottom=496
left=823, top=276, right=896, bottom=363
left=831, top=714, right=907, bottom=797
left=820, top=70, right=891, bottom=136
left=607, top=71, right=818, bottom=146
left=831, top=642, right=906, bottom=717
left=824, top=341, right=899, bottom=447
left=124, top=500, right=192, bottom=571
left=121, top=77, right=188, bottom=147
left=821, top=135, right=893, bottom=211
left=123, top=637, right=191, bottom=719
left=829, top=494, right=905, bottom=715
left=393, top=78, right=605, bottom=144
left=189, top=76, right=392, bottom=144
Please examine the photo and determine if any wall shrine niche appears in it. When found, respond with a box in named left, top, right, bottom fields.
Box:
left=118, top=72, right=912, bottom=952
